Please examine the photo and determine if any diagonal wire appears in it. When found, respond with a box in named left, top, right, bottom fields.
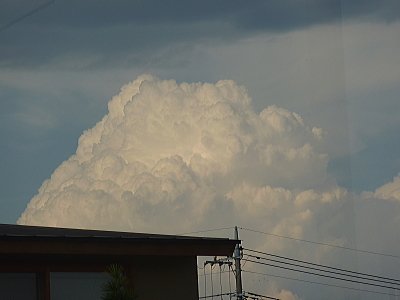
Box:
left=199, top=269, right=232, bottom=277
left=239, top=227, right=400, bottom=259
left=228, top=264, right=232, bottom=299
left=243, top=248, right=400, bottom=284
left=204, top=264, right=207, bottom=299
left=246, top=291, right=281, bottom=299
left=177, top=227, right=235, bottom=236
left=0, top=0, right=56, bottom=33
left=242, top=269, right=400, bottom=297
left=219, top=264, right=223, bottom=300
left=246, top=259, right=400, bottom=291
left=211, top=264, right=214, bottom=299
left=199, top=293, right=236, bottom=299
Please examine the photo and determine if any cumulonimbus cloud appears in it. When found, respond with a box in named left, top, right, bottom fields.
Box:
left=18, top=75, right=329, bottom=231
left=18, top=75, right=400, bottom=300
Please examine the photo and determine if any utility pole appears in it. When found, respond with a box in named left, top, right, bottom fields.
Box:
left=234, top=226, right=243, bottom=300
left=203, top=226, right=243, bottom=299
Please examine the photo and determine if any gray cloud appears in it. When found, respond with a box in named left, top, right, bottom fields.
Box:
left=1, top=0, right=399, bottom=70
left=3, top=1, right=398, bottom=29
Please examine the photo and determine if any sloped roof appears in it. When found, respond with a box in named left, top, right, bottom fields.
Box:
left=0, top=223, right=238, bottom=257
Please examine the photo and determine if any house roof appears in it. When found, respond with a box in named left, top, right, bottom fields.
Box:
left=0, top=223, right=238, bottom=257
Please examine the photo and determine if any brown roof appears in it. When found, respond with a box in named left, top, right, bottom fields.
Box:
left=0, top=223, right=238, bottom=257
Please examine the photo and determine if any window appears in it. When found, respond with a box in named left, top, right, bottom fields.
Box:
left=50, top=272, right=110, bottom=300
left=0, top=273, right=36, bottom=300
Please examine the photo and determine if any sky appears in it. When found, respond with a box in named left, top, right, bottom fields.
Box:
left=1, top=1, right=400, bottom=299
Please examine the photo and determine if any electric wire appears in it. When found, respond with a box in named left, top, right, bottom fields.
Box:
left=242, top=269, right=400, bottom=297
left=189, top=226, right=399, bottom=259
left=246, top=253, right=400, bottom=287
left=246, top=291, right=281, bottom=300
left=0, top=0, right=56, bottom=33
left=196, top=227, right=400, bottom=298
left=199, top=269, right=233, bottom=277
left=199, top=292, right=236, bottom=299
left=245, top=259, right=400, bottom=291
left=242, top=254, right=250, bottom=268
left=243, top=248, right=400, bottom=285
left=219, top=264, right=223, bottom=299
left=178, top=227, right=235, bottom=236
left=204, top=265, right=207, bottom=299
left=239, top=227, right=400, bottom=259
left=228, top=265, right=232, bottom=298
left=211, top=264, right=214, bottom=299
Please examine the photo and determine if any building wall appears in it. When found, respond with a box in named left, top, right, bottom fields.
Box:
left=130, top=256, right=199, bottom=300
left=0, top=255, right=200, bottom=300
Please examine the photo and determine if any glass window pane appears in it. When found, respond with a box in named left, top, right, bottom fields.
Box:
left=50, top=272, right=110, bottom=300
left=0, top=273, right=36, bottom=300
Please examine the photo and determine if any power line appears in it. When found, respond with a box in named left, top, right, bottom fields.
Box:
left=243, top=248, right=400, bottom=284
left=210, top=264, right=214, bottom=299
left=205, top=258, right=236, bottom=299
left=186, top=226, right=398, bottom=259
left=245, top=253, right=400, bottom=288
left=239, top=227, right=400, bottom=259
left=199, top=292, right=235, bottom=299
left=198, top=227, right=400, bottom=298
left=242, top=255, right=250, bottom=268
left=199, top=291, right=281, bottom=300
left=219, top=264, right=223, bottom=300
left=245, top=259, right=400, bottom=291
left=242, top=269, right=400, bottom=297
left=228, top=265, right=233, bottom=297
left=199, top=269, right=232, bottom=277
left=200, top=260, right=400, bottom=298
left=0, top=0, right=56, bottom=33
left=203, top=265, right=207, bottom=298
left=178, top=227, right=235, bottom=236
left=246, top=291, right=281, bottom=300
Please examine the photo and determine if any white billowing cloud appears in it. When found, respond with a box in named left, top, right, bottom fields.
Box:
left=18, top=75, right=328, bottom=233
left=352, top=181, right=400, bottom=300
left=272, top=288, right=302, bottom=300
left=17, top=75, right=400, bottom=299
left=276, top=290, right=301, bottom=300
left=373, top=173, right=400, bottom=200
left=353, top=174, right=400, bottom=270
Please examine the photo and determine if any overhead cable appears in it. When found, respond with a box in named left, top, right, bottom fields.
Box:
left=0, top=0, right=56, bottom=33
left=199, top=292, right=235, bottom=299
left=243, top=248, right=400, bottom=284
left=245, top=259, right=400, bottom=291
left=239, top=227, right=400, bottom=259
left=219, top=264, right=223, bottom=300
left=178, top=227, right=235, bottom=235
left=245, top=256, right=397, bottom=286
left=210, top=264, right=214, bottom=298
left=198, top=269, right=232, bottom=277
left=242, top=269, right=400, bottom=297
left=203, top=265, right=207, bottom=298
left=246, top=291, right=281, bottom=299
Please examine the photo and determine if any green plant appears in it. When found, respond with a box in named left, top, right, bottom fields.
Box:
left=101, top=264, right=137, bottom=300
